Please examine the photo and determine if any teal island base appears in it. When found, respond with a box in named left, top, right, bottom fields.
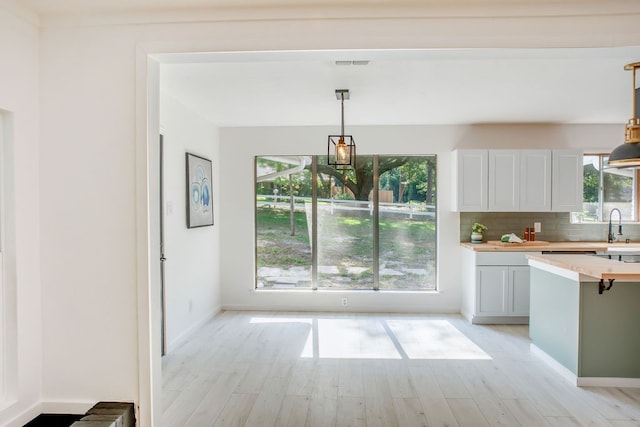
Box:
left=528, top=261, right=640, bottom=387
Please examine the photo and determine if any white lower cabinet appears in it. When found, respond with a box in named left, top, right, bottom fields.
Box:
left=477, top=266, right=530, bottom=317
left=462, top=250, right=534, bottom=324
left=509, top=267, right=531, bottom=316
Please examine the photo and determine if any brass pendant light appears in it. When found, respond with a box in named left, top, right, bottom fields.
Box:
left=327, top=89, right=356, bottom=170
left=608, top=62, right=640, bottom=167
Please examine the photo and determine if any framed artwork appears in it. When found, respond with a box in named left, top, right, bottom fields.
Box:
left=186, top=152, right=214, bottom=228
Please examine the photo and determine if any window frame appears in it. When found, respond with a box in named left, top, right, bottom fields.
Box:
left=254, top=154, right=438, bottom=291
left=572, top=153, right=639, bottom=223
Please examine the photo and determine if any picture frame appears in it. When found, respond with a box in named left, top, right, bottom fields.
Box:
left=186, top=152, right=214, bottom=228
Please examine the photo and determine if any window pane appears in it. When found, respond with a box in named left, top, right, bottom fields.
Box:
left=574, top=154, right=637, bottom=223
left=378, top=156, right=437, bottom=290
left=255, top=154, right=439, bottom=291
left=577, top=155, right=601, bottom=223
left=255, top=156, right=313, bottom=289
left=602, top=156, right=635, bottom=221
left=316, top=156, right=374, bottom=289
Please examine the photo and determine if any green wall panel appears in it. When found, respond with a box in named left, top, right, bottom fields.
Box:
left=529, top=268, right=580, bottom=374
left=579, top=282, right=640, bottom=378
left=531, top=266, right=640, bottom=379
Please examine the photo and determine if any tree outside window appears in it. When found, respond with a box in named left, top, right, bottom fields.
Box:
left=574, top=154, right=635, bottom=222
left=255, top=155, right=437, bottom=290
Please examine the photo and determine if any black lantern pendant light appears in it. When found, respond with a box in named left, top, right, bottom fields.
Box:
left=608, top=62, right=640, bottom=168
left=328, top=89, right=356, bottom=170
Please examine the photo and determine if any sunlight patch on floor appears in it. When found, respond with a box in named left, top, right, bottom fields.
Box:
left=249, top=316, right=491, bottom=360
left=386, top=319, right=491, bottom=360
left=301, top=318, right=402, bottom=359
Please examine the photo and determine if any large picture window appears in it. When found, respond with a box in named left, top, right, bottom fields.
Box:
left=255, top=155, right=437, bottom=291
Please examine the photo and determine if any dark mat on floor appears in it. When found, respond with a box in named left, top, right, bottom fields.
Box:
left=23, top=414, right=84, bottom=427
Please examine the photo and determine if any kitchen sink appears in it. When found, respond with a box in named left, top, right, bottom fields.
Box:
left=605, top=245, right=640, bottom=255
left=594, top=252, right=640, bottom=263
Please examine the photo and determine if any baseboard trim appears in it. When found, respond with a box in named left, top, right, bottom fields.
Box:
left=167, top=306, right=220, bottom=354
left=1, top=401, right=42, bottom=427
left=471, top=315, right=529, bottom=325
left=576, top=377, right=640, bottom=387
left=531, top=343, right=579, bottom=385
left=531, top=344, right=640, bottom=388
left=220, top=304, right=460, bottom=315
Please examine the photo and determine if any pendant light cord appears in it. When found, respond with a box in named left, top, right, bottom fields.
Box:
left=340, top=92, right=345, bottom=138
left=634, top=64, right=638, bottom=119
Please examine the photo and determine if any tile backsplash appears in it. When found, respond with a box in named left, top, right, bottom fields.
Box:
left=460, top=212, right=640, bottom=243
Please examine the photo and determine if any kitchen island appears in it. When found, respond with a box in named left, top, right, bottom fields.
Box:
left=527, top=254, right=640, bottom=387
left=459, top=241, right=640, bottom=324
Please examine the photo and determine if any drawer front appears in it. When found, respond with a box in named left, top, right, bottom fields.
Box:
left=476, top=251, right=538, bottom=266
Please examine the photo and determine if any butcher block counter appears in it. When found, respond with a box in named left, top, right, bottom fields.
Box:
left=460, top=240, right=635, bottom=253
left=527, top=253, right=640, bottom=281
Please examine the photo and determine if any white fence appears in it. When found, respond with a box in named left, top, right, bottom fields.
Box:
left=257, top=194, right=435, bottom=219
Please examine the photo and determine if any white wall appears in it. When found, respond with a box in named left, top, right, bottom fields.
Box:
left=159, top=92, right=221, bottom=352
left=30, top=5, right=640, bottom=426
left=0, top=3, right=42, bottom=426
left=38, top=25, right=140, bottom=414
left=219, top=126, right=464, bottom=313
left=218, top=124, right=620, bottom=313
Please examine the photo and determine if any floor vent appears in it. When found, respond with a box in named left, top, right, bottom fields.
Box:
left=24, top=402, right=135, bottom=427
left=71, top=402, right=135, bottom=427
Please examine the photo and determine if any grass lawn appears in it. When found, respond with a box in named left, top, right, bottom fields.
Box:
left=256, top=205, right=436, bottom=289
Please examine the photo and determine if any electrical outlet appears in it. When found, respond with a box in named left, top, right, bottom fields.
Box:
left=534, top=222, right=541, bottom=233
left=341, top=297, right=348, bottom=306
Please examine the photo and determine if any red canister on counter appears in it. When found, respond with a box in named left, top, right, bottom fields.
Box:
left=524, top=227, right=530, bottom=241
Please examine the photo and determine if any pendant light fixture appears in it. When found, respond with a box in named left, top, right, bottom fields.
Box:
left=328, top=89, right=356, bottom=170
left=608, top=62, right=640, bottom=168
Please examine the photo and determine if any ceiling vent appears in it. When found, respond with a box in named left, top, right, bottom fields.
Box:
left=334, top=60, right=370, bottom=66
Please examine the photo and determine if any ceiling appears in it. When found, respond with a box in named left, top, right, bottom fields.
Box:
left=15, top=0, right=640, bottom=128
left=16, top=0, right=622, bottom=15
left=159, top=48, right=640, bottom=127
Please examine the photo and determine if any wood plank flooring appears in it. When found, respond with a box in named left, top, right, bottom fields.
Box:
left=162, top=312, right=640, bottom=426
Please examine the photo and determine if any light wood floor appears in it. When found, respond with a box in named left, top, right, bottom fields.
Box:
left=162, top=311, right=640, bottom=426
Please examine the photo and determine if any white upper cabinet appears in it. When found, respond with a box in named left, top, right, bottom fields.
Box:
left=454, top=149, right=580, bottom=212
left=489, top=150, right=551, bottom=212
left=519, top=150, right=552, bottom=212
left=489, top=150, right=551, bottom=211
left=552, top=150, right=584, bottom=212
left=488, top=150, right=520, bottom=211
left=454, top=150, right=488, bottom=211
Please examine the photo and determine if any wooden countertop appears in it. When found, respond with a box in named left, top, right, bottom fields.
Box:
left=527, top=254, right=640, bottom=281
left=460, top=241, right=636, bottom=252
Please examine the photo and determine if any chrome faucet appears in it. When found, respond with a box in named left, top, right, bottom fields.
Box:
left=608, top=208, right=623, bottom=243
